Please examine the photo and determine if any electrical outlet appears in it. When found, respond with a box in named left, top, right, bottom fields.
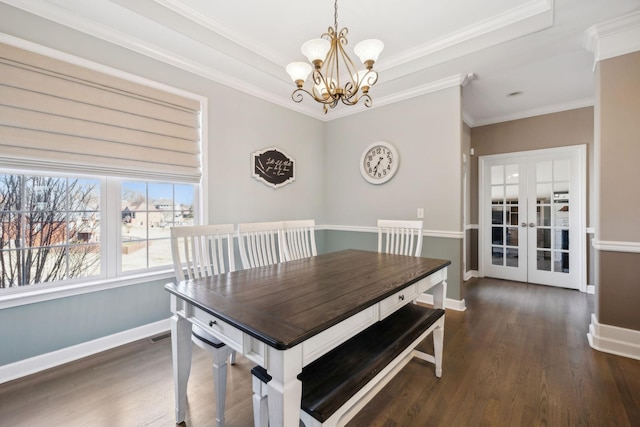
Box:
left=417, top=208, right=424, bottom=219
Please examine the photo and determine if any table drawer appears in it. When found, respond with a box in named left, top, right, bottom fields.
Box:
left=192, top=307, right=244, bottom=350
left=379, top=284, right=417, bottom=319
left=302, top=305, right=378, bottom=366
left=416, top=268, right=446, bottom=293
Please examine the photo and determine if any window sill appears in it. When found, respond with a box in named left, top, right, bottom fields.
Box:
left=0, top=270, right=176, bottom=310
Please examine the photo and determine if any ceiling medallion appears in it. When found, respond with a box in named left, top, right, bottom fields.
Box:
left=285, top=0, right=384, bottom=114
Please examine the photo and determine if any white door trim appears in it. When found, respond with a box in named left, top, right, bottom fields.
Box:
left=479, top=145, right=587, bottom=292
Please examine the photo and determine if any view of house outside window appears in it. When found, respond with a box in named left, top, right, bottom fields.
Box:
left=121, top=181, right=195, bottom=272
left=0, top=173, right=101, bottom=288
left=0, top=172, right=196, bottom=289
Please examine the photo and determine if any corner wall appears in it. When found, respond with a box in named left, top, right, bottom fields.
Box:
left=324, top=88, right=465, bottom=302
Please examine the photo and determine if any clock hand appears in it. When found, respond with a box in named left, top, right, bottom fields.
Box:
left=373, top=156, right=383, bottom=174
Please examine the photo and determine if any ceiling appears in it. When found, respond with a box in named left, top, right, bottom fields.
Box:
left=3, top=0, right=640, bottom=125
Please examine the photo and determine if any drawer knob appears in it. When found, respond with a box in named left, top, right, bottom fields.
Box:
left=398, top=294, right=405, bottom=301
left=209, top=320, right=217, bottom=327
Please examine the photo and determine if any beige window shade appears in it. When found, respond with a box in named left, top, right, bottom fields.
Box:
left=0, top=42, right=202, bottom=182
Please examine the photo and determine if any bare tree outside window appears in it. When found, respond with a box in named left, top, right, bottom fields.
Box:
left=0, top=174, right=101, bottom=288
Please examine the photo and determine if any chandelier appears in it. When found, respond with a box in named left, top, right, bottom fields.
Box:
left=285, top=0, right=384, bottom=114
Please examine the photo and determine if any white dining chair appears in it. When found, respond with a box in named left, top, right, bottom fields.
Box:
left=237, top=221, right=286, bottom=269
left=283, top=219, right=317, bottom=261
left=170, top=224, right=236, bottom=427
left=377, top=219, right=424, bottom=257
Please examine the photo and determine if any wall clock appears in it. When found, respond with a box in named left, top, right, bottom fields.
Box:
left=360, top=141, right=399, bottom=184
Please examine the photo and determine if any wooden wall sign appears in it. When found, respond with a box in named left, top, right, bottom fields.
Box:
left=251, top=147, right=295, bottom=189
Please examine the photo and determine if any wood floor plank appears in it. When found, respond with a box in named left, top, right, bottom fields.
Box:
left=1, top=277, right=639, bottom=426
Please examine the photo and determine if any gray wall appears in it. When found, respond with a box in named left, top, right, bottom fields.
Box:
left=323, top=89, right=465, bottom=300
left=0, top=4, right=465, bottom=367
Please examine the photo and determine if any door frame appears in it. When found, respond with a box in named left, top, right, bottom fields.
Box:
left=478, top=145, right=587, bottom=292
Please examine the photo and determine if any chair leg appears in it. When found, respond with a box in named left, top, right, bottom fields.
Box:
left=252, top=375, right=269, bottom=427
left=229, top=350, right=237, bottom=365
left=433, top=323, right=444, bottom=378
left=211, top=347, right=231, bottom=427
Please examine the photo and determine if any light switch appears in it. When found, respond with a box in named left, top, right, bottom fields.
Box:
left=417, top=208, right=424, bottom=219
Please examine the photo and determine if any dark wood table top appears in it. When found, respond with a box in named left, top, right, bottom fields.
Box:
left=165, top=249, right=450, bottom=350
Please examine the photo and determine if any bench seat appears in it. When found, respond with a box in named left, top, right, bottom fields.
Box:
left=252, top=303, right=445, bottom=426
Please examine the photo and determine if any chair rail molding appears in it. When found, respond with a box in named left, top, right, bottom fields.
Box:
left=322, top=224, right=465, bottom=239
left=592, top=239, right=640, bottom=253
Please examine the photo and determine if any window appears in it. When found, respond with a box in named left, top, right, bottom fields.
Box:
left=121, top=181, right=195, bottom=272
left=0, top=171, right=196, bottom=290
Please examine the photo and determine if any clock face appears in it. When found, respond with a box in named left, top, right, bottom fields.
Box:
left=360, top=142, right=399, bottom=184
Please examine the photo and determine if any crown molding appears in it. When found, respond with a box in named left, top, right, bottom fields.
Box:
left=380, top=0, right=553, bottom=72
left=584, top=10, right=640, bottom=65
left=152, top=0, right=288, bottom=66
left=469, top=98, right=594, bottom=127
left=322, top=73, right=476, bottom=121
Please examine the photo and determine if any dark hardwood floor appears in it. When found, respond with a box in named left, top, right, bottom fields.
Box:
left=1, top=278, right=639, bottom=426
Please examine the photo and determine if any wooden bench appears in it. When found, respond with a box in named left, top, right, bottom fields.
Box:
left=251, top=303, right=445, bottom=427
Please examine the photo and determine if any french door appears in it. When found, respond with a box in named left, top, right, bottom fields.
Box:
left=480, top=146, right=585, bottom=290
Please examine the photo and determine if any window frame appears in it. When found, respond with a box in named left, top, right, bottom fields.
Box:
left=0, top=171, right=204, bottom=309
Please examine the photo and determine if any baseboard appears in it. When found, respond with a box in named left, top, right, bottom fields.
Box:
left=463, top=270, right=479, bottom=281
left=587, top=313, right=640, bottom=361
left=0, top=318, right=170, bottom=385
left=416, top=293, right=467, bottom=311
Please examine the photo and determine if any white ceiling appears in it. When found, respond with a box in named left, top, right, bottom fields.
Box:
left=3, top=0, right=640, bottom=125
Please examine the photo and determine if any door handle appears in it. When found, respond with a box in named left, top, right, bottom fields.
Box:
left=521, top=222, right=527, bottom=227
left=529, top=223, right=535, bottom=227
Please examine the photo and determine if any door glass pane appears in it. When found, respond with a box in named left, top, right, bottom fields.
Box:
left=506, top=248, right=519, bottom=267
left=505, top=165, right=519, bottom=184
left=554, top=251, right=569, bottom=273
left=491, top=165, right=504, bottom=185
left=492, top=206, right=504, bottom=224
left=492, top=227, right=504, bottom=245
left=537, top=228, right=551, bottom=249
left=506, top=227, right=518, bottom=246
left=554, top=203, right=569, bottom=227
left=537, top=184, right=552, bottom=203
left=554, top=230, right=569, bottom=250
left=492, top=247, right=504, bottom=265
left=505, top=185, right=518, bottom=203
left=507, top=205, right=519, bottom=226
left=491, top=186, right=504, bottom=202
left=537, top=206, right=550, bottom=226
left=537, top=161, right=552, bottom=182
left=554, top=159, right=570, bottom=182
left=537, top=250, right=551, bottom=271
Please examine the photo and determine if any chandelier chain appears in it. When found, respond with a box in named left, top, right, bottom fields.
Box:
left=334, top=0, right=338, bottom=32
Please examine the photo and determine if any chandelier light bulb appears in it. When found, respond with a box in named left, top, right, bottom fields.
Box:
left=301, top=39, right=331, bottom=68
left=286, top=62, right=312, bottom=87
left=354, top=39, right=384, bottom=68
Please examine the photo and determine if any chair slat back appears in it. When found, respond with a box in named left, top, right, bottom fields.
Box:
left=237, top=221, right=285, bottom=269
left=170, top=224, right=236, bottom=282
left=377, top=219, right=423, bottom=257
left=283, top=219, right=317, bottom=261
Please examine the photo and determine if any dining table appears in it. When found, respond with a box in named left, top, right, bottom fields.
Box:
left=165, top=249, right=450, bottom=426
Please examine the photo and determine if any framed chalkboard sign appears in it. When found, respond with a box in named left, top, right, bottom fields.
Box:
left=251, top=147, right=295, bottom=189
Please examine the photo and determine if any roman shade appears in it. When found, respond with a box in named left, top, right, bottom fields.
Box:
left=0, top=42, right=202, bottom=182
